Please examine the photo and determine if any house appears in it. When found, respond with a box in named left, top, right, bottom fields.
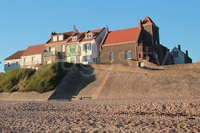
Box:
left=43, top=26, right=78, bottom=64
left=100, top=16, right=171, bottom=66
left=171, top=45, right=192, bottom=64
left=4, top=50, right=25, bottom=72
left=66, top=27, right=107, bottom=64
left=21, top=44, right=45, bottom=68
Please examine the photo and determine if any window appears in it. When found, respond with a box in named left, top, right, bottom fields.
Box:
left=8, top=63, right=11, bottom=67
left=70, top=46, right=75, bottom=53
left=86, top=33, right=93, bottom=38
left=110, top=52, right=114, bottom=60
left=93, top=58, right=97, bottom=63
left=84, top=55, right=91, bottom=62
left=125, top=51, right=132, bottom=59
left=173, top=51, right=178, bottom=58
left=84, top=43, right=91, bottom=51
left=72, top=37, right=77, bottom=41
left=52, top=36, right=57, bottom=42
left=16, top=61, right=19, bottom=67
left=70, top=57, right=75, bottom=63
left=58, top=35, right=63, bottom=41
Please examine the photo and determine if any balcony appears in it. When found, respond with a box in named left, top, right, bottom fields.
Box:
left=42, top=51, right=59, bottom=56
left=43, top=51, right=65, bottom=58
left=23, top=61, right=39, bottom=66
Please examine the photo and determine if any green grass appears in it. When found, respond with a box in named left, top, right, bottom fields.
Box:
left=0, top=62, right=74, bottom=93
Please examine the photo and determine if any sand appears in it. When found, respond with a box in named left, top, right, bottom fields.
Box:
left=0, top=99, right=199, bottom=132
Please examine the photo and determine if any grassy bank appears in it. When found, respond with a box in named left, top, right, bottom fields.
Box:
left=0, top=62, right=73, bottom=93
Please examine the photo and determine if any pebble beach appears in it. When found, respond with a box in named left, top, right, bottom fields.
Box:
left=0, top=99, right=200, bottom=132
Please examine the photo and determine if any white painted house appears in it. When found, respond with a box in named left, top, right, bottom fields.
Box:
left=21, top=44, right=45, bottom=68
left=171, top=45, right=192, bottom=64
left=66, top=27, right=107, bottom=64
left=4, top=50, right=25, bottom=72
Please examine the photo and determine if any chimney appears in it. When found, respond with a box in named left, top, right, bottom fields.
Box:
left=178, top=45, right=181, bottom=50
left=73, top=25, right=79, bottom=34
left=106, top=25, right=109, bottom=34
left=50, top=32, right=53, bottom=37
left=138, top=20, right=142, bottom=29
left=186, top=50, right=188, bottom=56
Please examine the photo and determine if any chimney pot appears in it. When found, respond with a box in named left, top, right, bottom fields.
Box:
left=106, top=25, right=109, bottom=34
left=186, top=50, right=188, bottom=56
left=178, top=45, right=181, bottom=50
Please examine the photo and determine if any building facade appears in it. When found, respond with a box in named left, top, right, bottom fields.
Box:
left=66, top=28, right=106, bottom=64
left=171, top=45, right=192, bottom=64
left=21, top=44, right=45, bottom=68
left=4, top=50, right=25, bottom=72
left=100, top=16, right=171, bottom=66
left=42, top=26, right=79, bottom=64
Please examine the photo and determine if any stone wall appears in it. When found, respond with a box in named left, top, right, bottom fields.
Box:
left=164, top=63, right=200, bottom=70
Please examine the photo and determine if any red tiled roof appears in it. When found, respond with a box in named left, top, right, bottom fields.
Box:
left=67, top=28, right=104, bottom=43
left=34, top=63, right=42, bottom=68
left=67, top=32, right=85, bottom=43
left=104, top=27, right=139, bottom=45
left=21, top=44, right=45, bottom=56
left=81, top=28, right=103, bottom=42
left=142, top=16, right=156, bottom=25
left=4, top=50, right=25, bottom=60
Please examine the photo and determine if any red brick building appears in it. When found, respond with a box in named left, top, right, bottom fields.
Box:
left=100, top=16, right=171, bottom=66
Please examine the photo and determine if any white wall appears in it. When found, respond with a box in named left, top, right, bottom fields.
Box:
left=4, top=59, right=21, bottom=72
left=171, top=47, right=185, bottom=64
left=21, top=54, right=42, bottom=68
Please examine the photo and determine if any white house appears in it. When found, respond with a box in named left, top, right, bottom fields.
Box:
left=21, top=44, right=45, bottom=68
left=171, top=45, right=192, bottom=64
left=66, top=27, right=107, bottom=64
left=4, top=50, right=25, bottom=72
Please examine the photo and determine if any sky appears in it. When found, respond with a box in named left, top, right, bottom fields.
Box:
left=0, top=0, right=200, bottom=72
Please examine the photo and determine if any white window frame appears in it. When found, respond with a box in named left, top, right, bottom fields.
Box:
left=86, top=33, right=93, bottom=39
left=52, top=36, right=57, bottom=42
left=72, top=37, right=77, bottom=41
left=84, top=43, right=91, bottom=51
left=58, top=35, right=63, bottom=41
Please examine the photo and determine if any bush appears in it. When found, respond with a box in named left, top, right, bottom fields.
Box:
left=0, top=62, right=74, bottom=93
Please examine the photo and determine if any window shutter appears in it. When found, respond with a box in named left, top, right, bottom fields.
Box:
left=89, top=43, right=91, bottom=50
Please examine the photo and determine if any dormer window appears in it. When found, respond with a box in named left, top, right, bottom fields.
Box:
left=58, top=35, right=63, bottom=41
left=52, top=36, right=57, bottom=42
left=86, top=33, right=93, bottom=39
left=72, top=36, right=77, bottom=41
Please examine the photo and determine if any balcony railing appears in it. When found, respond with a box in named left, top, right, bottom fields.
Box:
left=42, top=51, right=58, bottom=56
left=23, top=61, right=39, bottom=66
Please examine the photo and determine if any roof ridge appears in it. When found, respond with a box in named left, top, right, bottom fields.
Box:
left=109, top=27, right=138, bottom=32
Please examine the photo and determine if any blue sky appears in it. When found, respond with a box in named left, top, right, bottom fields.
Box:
left=0, top=1, right=200, bottom=72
